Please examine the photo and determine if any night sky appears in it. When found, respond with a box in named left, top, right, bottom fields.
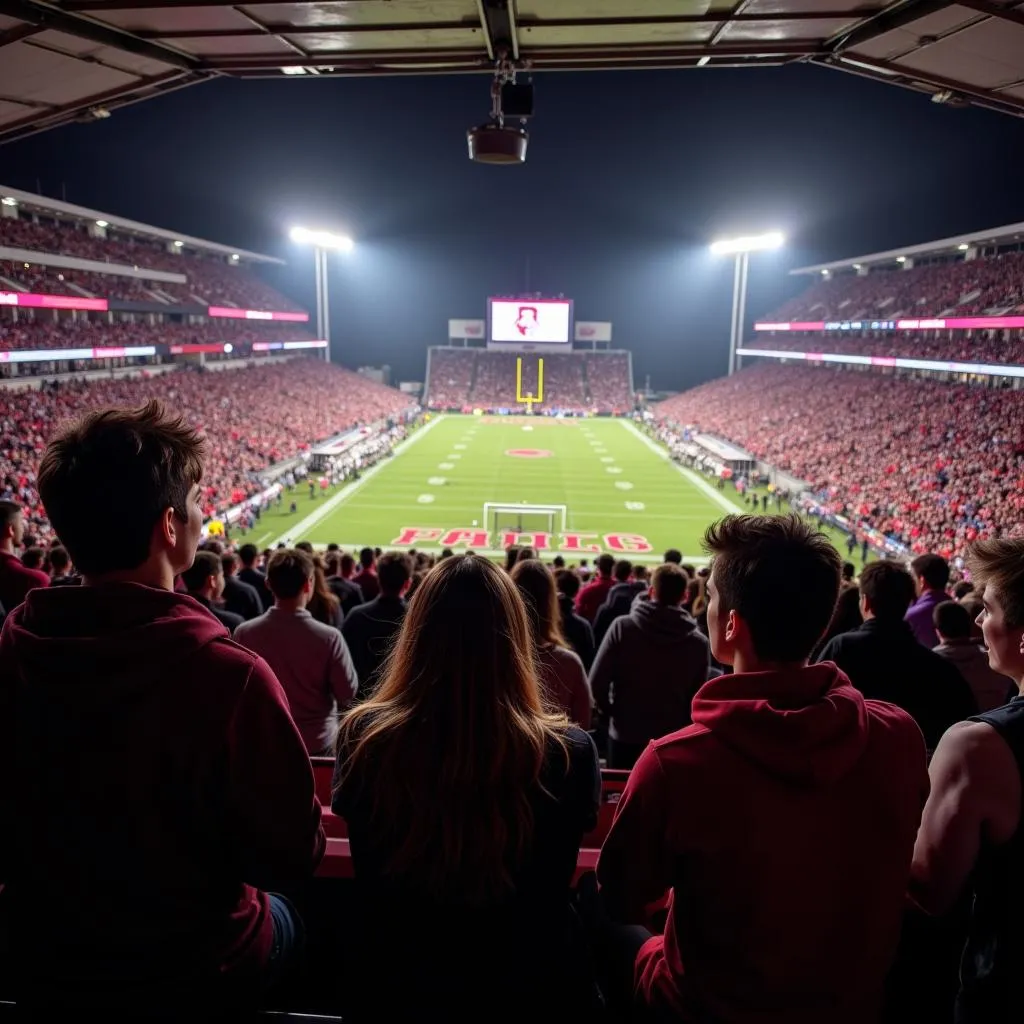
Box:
left=2, top=65, right=1023, bottom=391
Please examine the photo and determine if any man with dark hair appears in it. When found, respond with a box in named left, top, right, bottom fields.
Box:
left=0, top=500, right=49, bottom=610
left=236, top=542, right=272, bottom=610
left=593, top=560, right=648, bottom=648
left=322, top=551, right=363, bottom=616
left=0, top=401, right=324, bottom=1015
left=219, top=551, right=263, bottom=620
left=912, top=538, right=1024, bottom=1022
left=590, top=562, right=709, bottom=769
left=663, top=548, right=682, bottom=565
left=906, top=552, right=951, bottom=647
left=933, top=600, right=1015, bottom=713
left=554, top=569, right=596, bottom=671
left=598, top=515, right=928, bottom=1023
left=47, top=546, right=78, bottom=587
left=819, top=560, right=977, bottom=750
left=235, top=548, right=358, bottom=754
left=576, top=552, right=617, bottom=623
left=182, top=551, right=244, bottom=634
left=352, top=545, right=380, bottom=601
left=342, top=552, right=412, bottom=697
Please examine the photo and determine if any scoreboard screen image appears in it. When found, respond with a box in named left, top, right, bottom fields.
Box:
left=488, top=298, right=573, bottom=347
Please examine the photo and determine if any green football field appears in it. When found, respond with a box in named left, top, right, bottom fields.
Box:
left=240, top=414, right=867, bottom=565
left=250, top=415, right=739, bottom=561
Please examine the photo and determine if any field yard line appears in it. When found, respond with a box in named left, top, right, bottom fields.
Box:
left=304, top=541, right=711, bottom=564
left=618, top=419, right=743, bottom=516
left=269, top=415, right=447, bottom=546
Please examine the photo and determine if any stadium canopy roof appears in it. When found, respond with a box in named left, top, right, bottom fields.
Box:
left=2, top=0, right=1024, bottom=144
left=791, top=219, right=1024, bottom=274
left=0, top=182, right=284, bottom=262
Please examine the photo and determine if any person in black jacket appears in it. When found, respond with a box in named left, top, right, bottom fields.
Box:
left=342, top=552, right=412, bottom=697
left=237, top=542, right=272, bottom=610
left=818, top=559, right=977, bottom=751
left=554, top=569, right=596, bottom=671
left=219, top=551, right=263, bottom=620
left=593, top=561, right=650, bottom=649
left=324, top=551, right=365, bottom=618
left=181, top=551, right=244, bottom=634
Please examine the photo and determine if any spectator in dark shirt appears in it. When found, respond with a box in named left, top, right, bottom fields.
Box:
left=219, top=551, right=263, bottom=619
left=182, top=551, right=244, bottom=634
left=342, top=552, right=412, bottom=698
left=237, top=542, right=272, bottom=610
left=324, top=551, right=364, bottom=617
left=352, top=546, right=381, bottom=601
left=0, top=400, right=323, bottom=1015
left=0, top=500, right=49, bottom=611
left=47, top=545, right=79, bottom=587
left=593, top=559, right=648, bottom=648
left=933, top=600, right=1015, bottom=713
left=819, top=560, right=977, bottom=751
left=554, top=568, right=596, bottom=670
left=333, top=554, right=599, bottom=1016
left=590, top=562, right=709, bottom=768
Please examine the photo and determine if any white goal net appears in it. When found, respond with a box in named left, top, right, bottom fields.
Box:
left=483, top=502, right=568, bottom=540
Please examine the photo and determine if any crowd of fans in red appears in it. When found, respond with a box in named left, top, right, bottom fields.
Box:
left=0, top=316, right=315, bottom=353
left=754, top=328, right=1024, bottom=366
left=425, top=347, right=633, bottom=413
left=769, top=250, right=1024, bottom=322
left=2, top=396, right=1023, bottom=1022
left=0, top=215, right=301, bottom=311
left=1, top=358, right=413, bottom=543
left=655, top=363, right=1024, bottom=560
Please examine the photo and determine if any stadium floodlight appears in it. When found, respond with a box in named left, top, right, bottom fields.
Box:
left=1, top=197, right=17, bottom=206
left=290, top=225, right=356, bottom=364
left=95, top=219, right=108, bottom=228
left=290, top=226, right=354, bottom=252
left=709, top=231, right=784, bottom=256
left=958, top=243, right=970, bottom=251
left=709, top=231, right=785, bottom=376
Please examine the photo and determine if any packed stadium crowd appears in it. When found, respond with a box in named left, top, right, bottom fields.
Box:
left=769, top=249, right=1024, bottom=321
left=0, top=214, right=301, bottom=310
left=2, top=397, right=1024, bottom=1023
left=655, top=363, right=1024, bottom=560
left=425, top=347, right=633, bottom=413
left=0, top=316, right=315, bottom=353
left=752, top=327, right=1024, bottom=365
left=0, top=358, right=413, bottom=543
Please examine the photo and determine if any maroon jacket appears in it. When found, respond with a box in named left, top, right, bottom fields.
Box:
left=598, top=663, right=929, bottom=1024
left=0, top=582, right=325, bottom=1011
left=0, top=550, right=49, bottom=612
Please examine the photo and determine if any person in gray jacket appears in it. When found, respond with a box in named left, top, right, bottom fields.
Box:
left=933, top=600, right=1015, bottom=712
left=235, top=548, right=358, bottom=755
left=589, top=562, right=710, bottom=769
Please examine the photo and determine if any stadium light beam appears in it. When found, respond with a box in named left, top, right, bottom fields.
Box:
left=710, top=231, right=785, bottom=376
left=290, top=225, right=356, bottom=363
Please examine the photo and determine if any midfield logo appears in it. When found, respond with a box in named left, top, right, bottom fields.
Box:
left=392, top=528, right=652, bottom=553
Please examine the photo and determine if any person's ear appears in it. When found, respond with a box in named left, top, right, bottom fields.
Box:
left=159, top=506, right=178, bottom=549
left=725, top=608, right=741, bottom=644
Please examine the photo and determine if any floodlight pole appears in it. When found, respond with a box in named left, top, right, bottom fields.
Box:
left=728, top=250, right=750, bottom=377
left=313, top=246, right=332, bottom=364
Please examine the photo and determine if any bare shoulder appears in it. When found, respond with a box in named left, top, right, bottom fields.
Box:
left=933, top=720, right=1020, bottom=791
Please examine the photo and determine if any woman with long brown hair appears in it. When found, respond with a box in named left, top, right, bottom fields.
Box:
left=332, top=554, right=600, bottom=1015
left=511, top=558, right=593, bottom=728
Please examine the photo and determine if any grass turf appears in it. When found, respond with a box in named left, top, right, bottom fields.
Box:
left=238, top=414, right=861, bottom=565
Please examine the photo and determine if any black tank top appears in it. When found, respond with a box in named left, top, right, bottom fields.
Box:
left=957, top=696, right=1024, bottom=1023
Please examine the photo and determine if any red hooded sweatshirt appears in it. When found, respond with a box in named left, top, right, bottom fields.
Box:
left=598, top=662, right=928, bottom=1024
left=0, top=582, right=325, bottom=1012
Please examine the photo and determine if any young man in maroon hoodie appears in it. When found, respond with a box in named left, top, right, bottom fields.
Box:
left=0, top=400, right=325, bottom=1015
left=597, top=514, right=929, bottom=1024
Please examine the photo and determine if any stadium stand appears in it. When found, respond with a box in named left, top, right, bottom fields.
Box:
left=768, top=249, right=1024, bottom=321
left=747, top=328, right=1024, bottom=365
left=654, top=363, right=1024, bottom=560
left=0, top=214, right=301, bottom=311
left=424, top=347, right=632, bottom=413
left=1, top=358, right=413, bottom=543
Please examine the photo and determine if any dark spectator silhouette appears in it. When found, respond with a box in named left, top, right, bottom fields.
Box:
left=554, top=568, right=596, bottom=670
left=0, top=500, right=49, bottom=611
left=933, top=600, right=1015, bottom=713
left=181, top=550, right=243, bottom=634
